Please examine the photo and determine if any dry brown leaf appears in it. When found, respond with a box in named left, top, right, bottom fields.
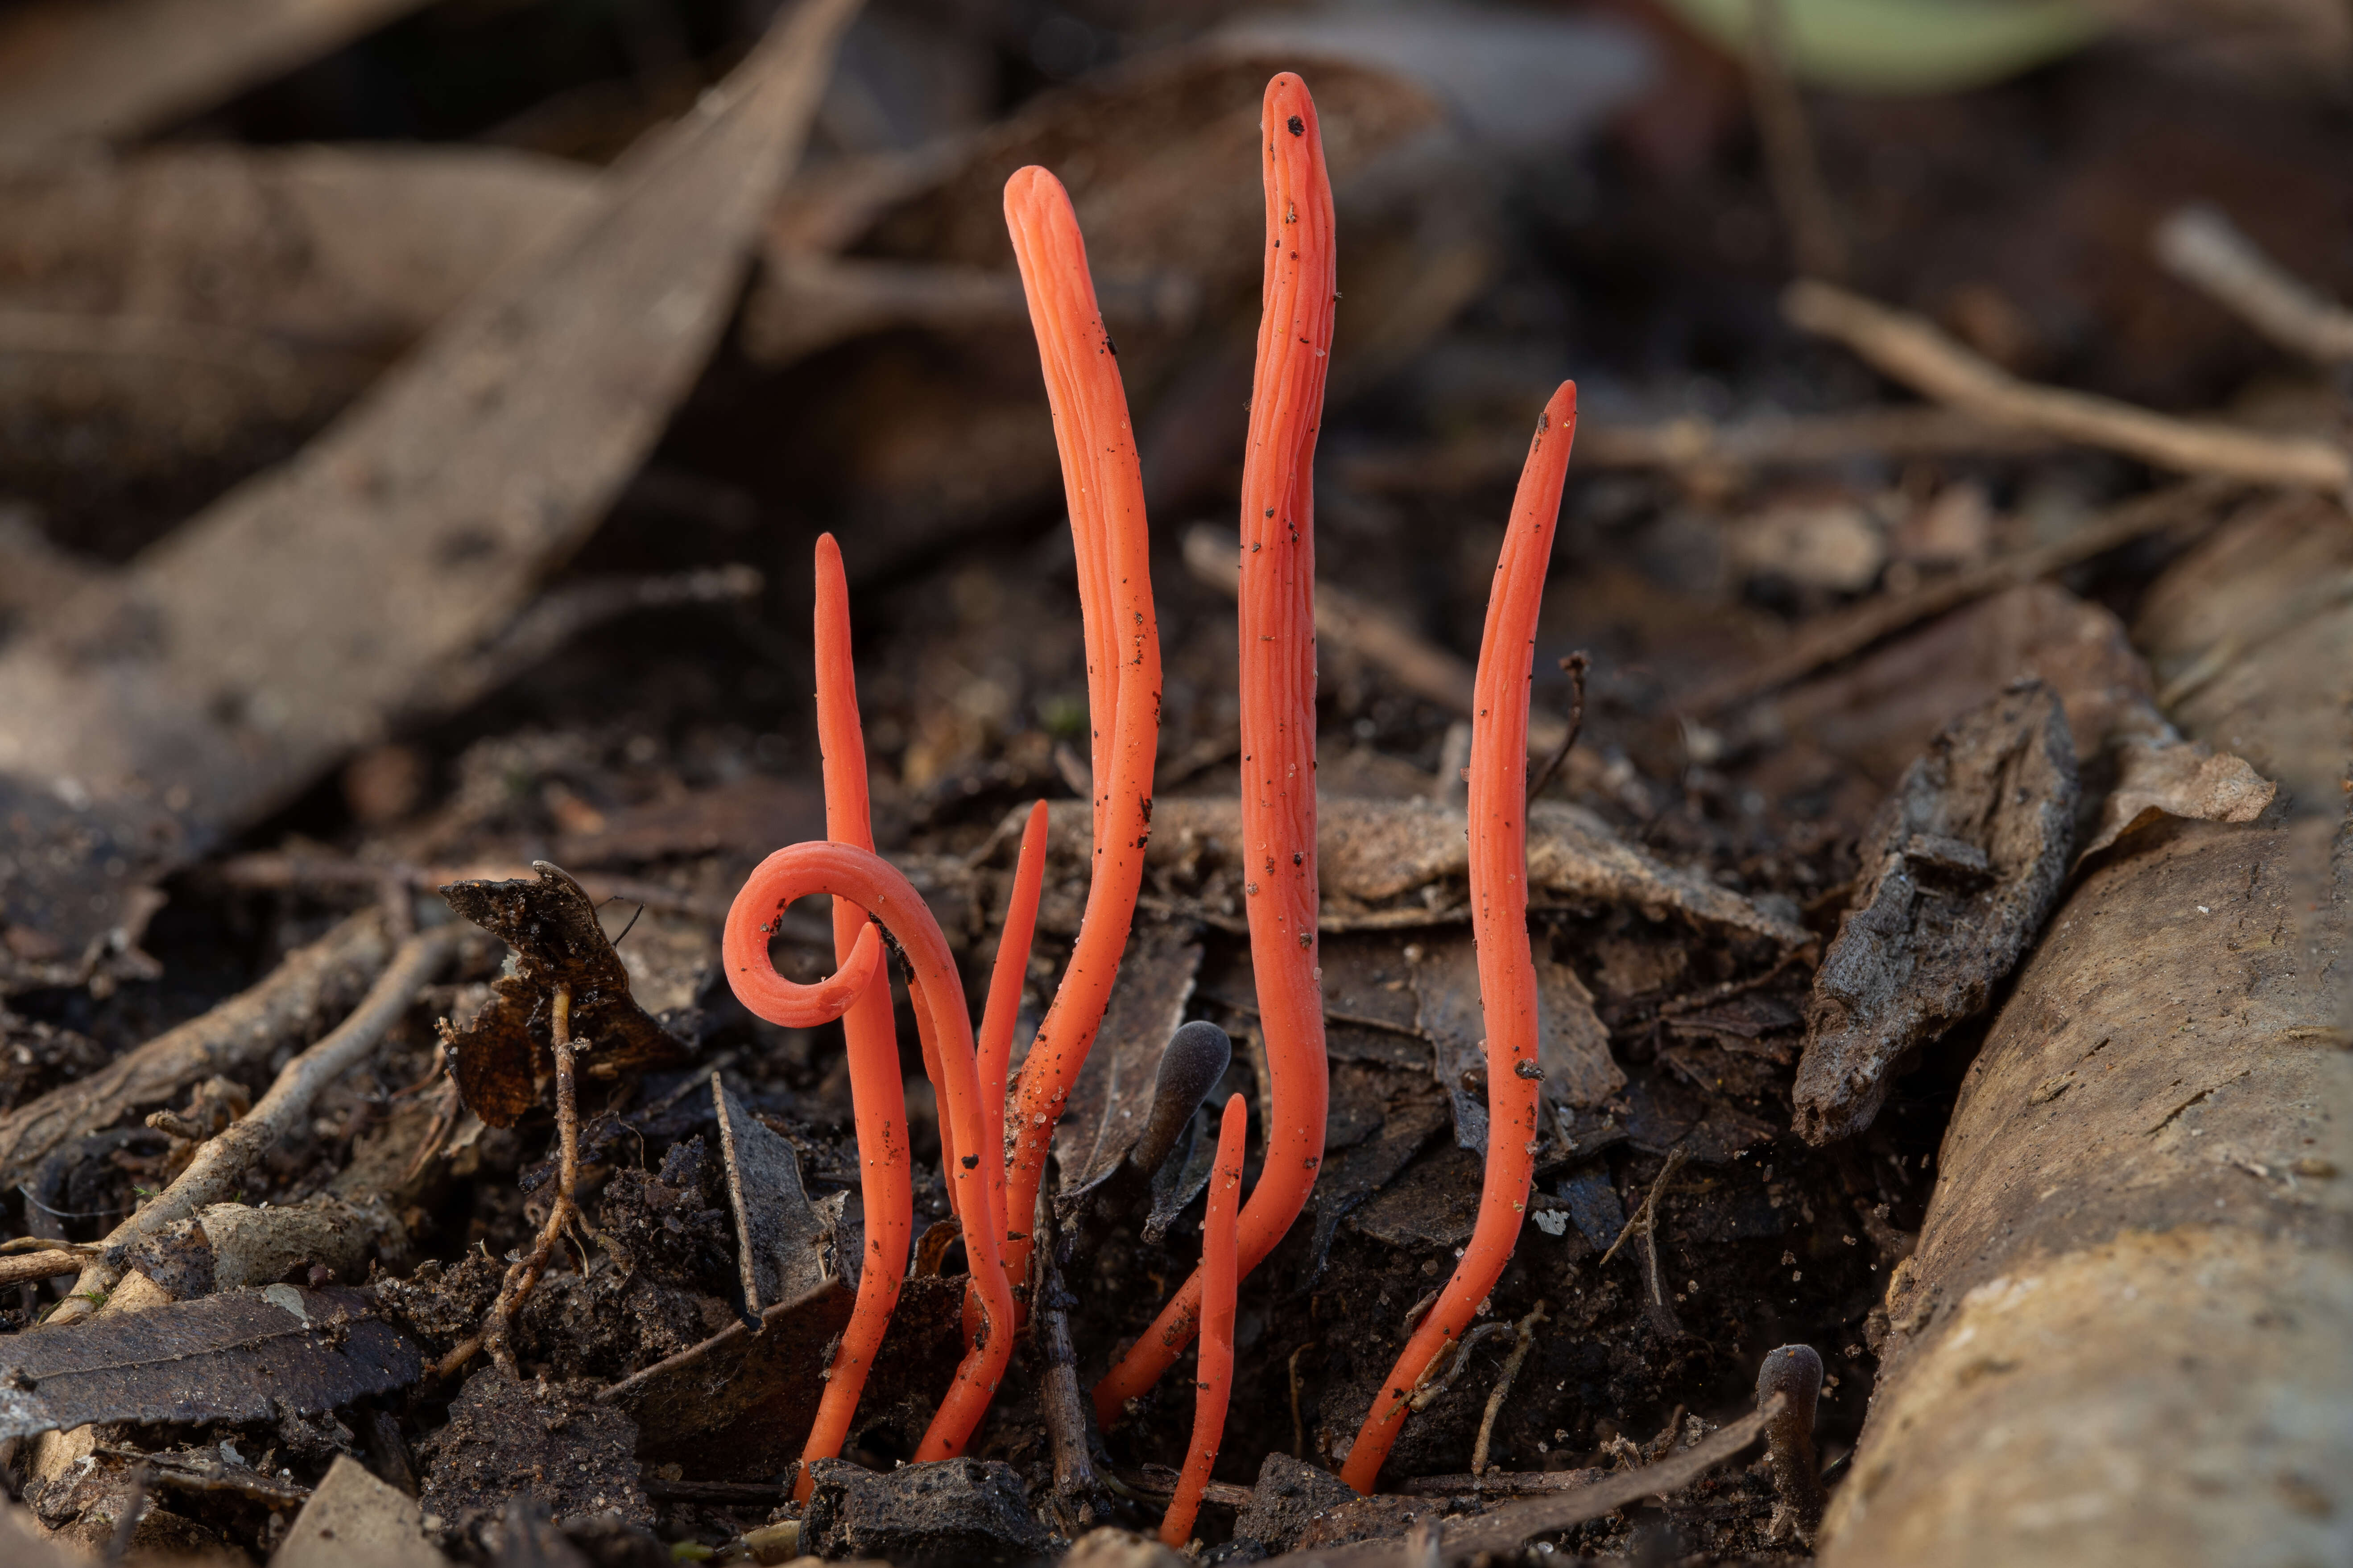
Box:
left=1043, top=797, right=1806, bottom=946
left=2080, top=729, right=2276, bottom=861
left=713, top=1075, right=844, bottom=1314
left=1054, top=922, right=1206, bottom=1201
left=437, top=863, right=688, bottom=1128
left=0, top=0, right=437, bottom=152
left=0, top=1285, right=419, bottom=1443
left=0, top=0, right=860, bottom=993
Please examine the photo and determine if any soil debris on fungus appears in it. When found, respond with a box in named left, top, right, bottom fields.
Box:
left=0, top=4, right=2346, bottom=1565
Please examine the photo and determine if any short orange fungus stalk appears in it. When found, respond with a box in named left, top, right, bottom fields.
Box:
left=1160, top=1093, right=1247, bottom=1549
left=1096, top=69, right=1335, bottom=1426
left=725, top=841, right=1016, bottom=1461
left=999, top=165, right=1162, bottom=1292
left=1340, top=380, right=1579, bottom=1492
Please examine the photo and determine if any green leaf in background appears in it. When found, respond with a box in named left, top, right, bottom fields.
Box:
left=1661, top=0, right=2105, bottom=93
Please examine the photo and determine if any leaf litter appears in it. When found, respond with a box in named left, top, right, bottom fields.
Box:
left=0, top=3, right=2345, bottom=1564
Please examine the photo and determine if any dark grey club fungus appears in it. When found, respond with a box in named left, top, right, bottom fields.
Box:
left=1129, top=1020, right=1235, bottom=1182
left=1756, top=1343, right=1828, bottom=1542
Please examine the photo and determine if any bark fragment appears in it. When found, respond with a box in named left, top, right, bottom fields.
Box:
left=1794, top=681, right=2077, bottom=1143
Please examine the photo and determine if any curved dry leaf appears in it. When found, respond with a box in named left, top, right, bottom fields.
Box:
left=0, top=0, right=859, bottom=994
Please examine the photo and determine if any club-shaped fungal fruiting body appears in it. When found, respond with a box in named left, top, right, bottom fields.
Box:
left=723, top=65, right=1577, bottom=1493
left=1341, top=381, right=1577, bottom=1492
left=1094, top=66, right=1337, bottom=1431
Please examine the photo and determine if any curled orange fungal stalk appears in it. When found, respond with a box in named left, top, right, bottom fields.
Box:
left=1340, top=381, right=1578, bottom=1493
left=999, top=165, right=1162, bottom=1292
left=725, top=841, right=1016, bottom=1460
left=773, top=534, right=917, bottom=1497
left=1096, top=69, right=1335, bottom=1428
left=1160, top=1092, right=1248, bottom=1549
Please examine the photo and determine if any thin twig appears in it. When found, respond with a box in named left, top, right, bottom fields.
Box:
left=1034, top=1176, right=1101, bottom=1525
left=1785, top=280, right=2352, bottom=491
left=480, top=984, right=581, bottom=1378
left=1339, top=405, right=2055, bottom=493
left=1682, top=478, right=2233, bottom=714
left=1183, top=525, right=1584, bottom=766
left=213, top=852, right=748, bottom=930
left=1254, top=1398, right=1782, bottom=1568
left=1471, top=1301, right=1547, bottom=1476
left=1598, top=1148, right=1688, bottom=1272
left=103, top=1460, right=150, bottom=1563
left=0, top=1249, right=86, bottom=1287
left=2155, top=204, right=2353, bottom=364
left=1408, top=1320, right=1516, bottom=1412
left=1744, top=0, right=1846, bottom=281
left=46, top=927, right=456, bottom=1326
left=0, top=909, right=396, bottom=1191
left=1526, top=653, right=1590, bottom=804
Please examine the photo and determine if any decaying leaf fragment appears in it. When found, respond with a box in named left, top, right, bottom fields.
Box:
left=0, top=0, right=858, bottom=994
left=1411, top=933, right=1623, bottom=1153
left=601, top=1274, right=964, bottom=1480
left=1041, top=796, right=1806, bottom=946
left=275, top=1453, right=449, bottom=1568
left=0, top=1285, right=418, bottom=1442
left=438, top=862, right=688, bottom=1127
left=1054, top=923, right=1206, bottom=1202
left=1794, top=681, right=2077, bottom=1143
left=2080, top=725, right=2275, bottom=862
left=713, top=1075, right=849, bottom=1313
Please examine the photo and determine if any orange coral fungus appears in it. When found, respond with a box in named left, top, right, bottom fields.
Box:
left=999, top=165, right=1162, bottom=1289
left=782, top=534, right=915, bottom=1496
left=966, top=798, right=1049, bottom=1346
left=725, top=840, right=1015, bottom=1460
left=1095, top=70, right=1336, bottom=1426
left=1340, top=381, right=1579, bottom=1492
left=1160, top=1093, right=1248, bottom=1549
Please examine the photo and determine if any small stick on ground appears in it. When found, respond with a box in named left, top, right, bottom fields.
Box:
left=1409, top=1321, right=1516, bottom=1412
left=0, top=908, right=396, bottom=1191
left=0, top=1247, right=90, bottom=1287
left=1526, top=653, right=1590, bottom=804
left=1182, top=524, right=1586, bottom=773
left=1785, top=280, right=2352, bottom=491
left=1033, top=1179, right=1101, bottom=1531
left=2154, top=204, right=2353, bottom=364
left=47, top=926, right=456, bottom=1326
left=215, top=852, right=746, bottom=930
left=479, top=983, right=583, bottom=1378
left=1471, top=1301, right=1548, bottom=1477
left=1340, top=405, right=2055, bottom=494
left=104, top=1460, right=151, bottom=1563
left=1599, top=1148, right=1690, bottom=1272
left=1684, top=478, right=2233, bottom=714
left=1743, top=0, right=1846, bottom=281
